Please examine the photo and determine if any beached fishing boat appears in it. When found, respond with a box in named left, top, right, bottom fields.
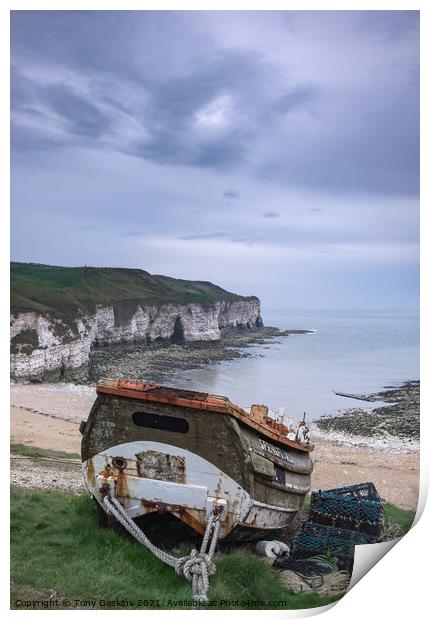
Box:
left=81, top=378, right=313, bottom=542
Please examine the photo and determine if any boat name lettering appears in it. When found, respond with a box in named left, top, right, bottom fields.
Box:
left=259, top=439, right=293, bottom=464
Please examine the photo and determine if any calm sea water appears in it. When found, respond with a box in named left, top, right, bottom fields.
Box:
left=172, top=310, right=419, bottom=422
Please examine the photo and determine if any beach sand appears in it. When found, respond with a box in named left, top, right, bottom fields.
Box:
left=11, top=406, right=82, bottom=454
left=311, top=434, right=419, bottom=510
left=10, top=383, right=419, bottom=510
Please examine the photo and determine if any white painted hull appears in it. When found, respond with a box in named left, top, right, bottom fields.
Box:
left=84, top=440, right=307, bottom=539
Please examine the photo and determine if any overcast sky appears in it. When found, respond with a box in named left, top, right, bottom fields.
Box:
left=11, top=10, right=419, bottom=311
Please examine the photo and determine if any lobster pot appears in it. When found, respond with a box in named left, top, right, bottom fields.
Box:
left=309, top=483, right=384, bottom=537
left=291, top=521, right=375, bottom=560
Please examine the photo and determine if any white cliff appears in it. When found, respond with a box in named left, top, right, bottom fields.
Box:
left=10, top=298, right=262, bottom=381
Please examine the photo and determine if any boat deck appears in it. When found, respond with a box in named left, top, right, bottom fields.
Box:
left=96, top=378, right=313, bottom=453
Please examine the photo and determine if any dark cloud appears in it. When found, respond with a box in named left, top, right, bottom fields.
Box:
left=11, top=36, right=265, bottom=168
left=223, top=189, right=240, bottom=200
left=263, top=84, right=318, bottom=120
left=139, top=133, right=249, bottom=170
left=10, top=11, right=419, bottom=312
left=11, top=11, right=419, bottom=196
left=11, top=11, right=140, bottom=79
left=45, top=85, right=110, bottom=138
left=357, top=10, right=419, bottom=41
left=179, top=231, right=228, bottom=241
left=231, top=236, right=260, bottom=246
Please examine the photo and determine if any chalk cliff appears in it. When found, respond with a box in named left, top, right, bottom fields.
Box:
left=10, top=263, right=262, bottom=381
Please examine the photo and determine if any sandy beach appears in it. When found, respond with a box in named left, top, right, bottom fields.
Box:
left=10, top=382, right=419, bottom=510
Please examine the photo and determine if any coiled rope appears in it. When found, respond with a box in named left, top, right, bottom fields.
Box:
left=277, top=567, right=351, bottom=596
left=274, top=555, right=351, bottom=595
left=90, top=475, right=220, bottom=604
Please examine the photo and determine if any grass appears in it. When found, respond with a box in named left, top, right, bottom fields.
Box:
left=10, top=488, right=341, bottom=610
left=11, top=263, right=250, bottom=329
left=383, top=503, right=416, bottom=534
left=10, top=476, right=415, bottom=610
left=10, top=443, right=80, bottom=460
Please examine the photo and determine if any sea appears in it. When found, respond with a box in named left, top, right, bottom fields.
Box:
left=172, top=310, right=419, bottom=423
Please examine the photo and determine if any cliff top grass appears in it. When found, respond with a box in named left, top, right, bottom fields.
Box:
left=11, top=262, right=253, bottom=324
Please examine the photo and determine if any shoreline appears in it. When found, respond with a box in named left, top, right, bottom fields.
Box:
left=11, top=325, right=312, bottom=386
left=10, top=376, right=420, bottom=453
left=86, top=325, right=312, bottom=385
left=10, top=379, right=420, bottom=510
left=315, top=381, right=419, bottom=442
left=10, top=325, right=420, bottom=512
left=312, top=425, right=419, bottom=455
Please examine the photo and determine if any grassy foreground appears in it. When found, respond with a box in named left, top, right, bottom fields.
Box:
left=11, top=487, right=341, bottom=611
left=10, top=468, right=416, bottom=611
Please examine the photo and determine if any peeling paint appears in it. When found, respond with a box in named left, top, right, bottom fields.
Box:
left=136, top=450, right=186, bottom=483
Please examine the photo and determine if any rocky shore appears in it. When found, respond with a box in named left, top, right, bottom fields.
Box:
left=85, top=326, right=308, bottom=385
left=315, top=381, right=419, bottom=442
left=11, top=264, right=264, bottom=383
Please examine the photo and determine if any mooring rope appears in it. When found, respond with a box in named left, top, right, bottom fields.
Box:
left=86, top=471, right=220, bottom=604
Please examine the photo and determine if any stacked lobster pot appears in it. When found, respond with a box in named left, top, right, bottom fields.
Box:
left=289, top=483, right=384, bottom=572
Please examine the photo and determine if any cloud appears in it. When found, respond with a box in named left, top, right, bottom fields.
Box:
left=10, top=11, right=419, bottom=311
left=263, top=84, right=318, bottom=119
left=223, top=189, right=240, bottom=200
left=43, top=84, right=110, bottom=138
left=179, top=231, right=229, bottom=241
left=231, top=236, right=260, bottom=246
left=11, top=11, right=419, bottom=195
left=194, top=94, right=234, bottom=129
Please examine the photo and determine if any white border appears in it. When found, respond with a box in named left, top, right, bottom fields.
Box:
left=3, top=2, right=427, bottom=618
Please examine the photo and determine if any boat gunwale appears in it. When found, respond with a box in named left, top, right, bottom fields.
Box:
left=96, top=379, right=314, bottom=453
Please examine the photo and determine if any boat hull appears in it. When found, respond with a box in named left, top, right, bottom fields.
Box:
left=84, top=440, right=306, bottom=540
left=81, top=391, right=313, bottom=541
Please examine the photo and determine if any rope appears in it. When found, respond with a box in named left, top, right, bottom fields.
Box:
left=275, top=555, right=350, bottom=595
left=90, top=474, right=219, bottom=604
left=277, top=568, right=350, bottom=596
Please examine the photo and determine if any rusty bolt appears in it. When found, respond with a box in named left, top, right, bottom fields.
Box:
left=112, top=457, right=127, bottom=471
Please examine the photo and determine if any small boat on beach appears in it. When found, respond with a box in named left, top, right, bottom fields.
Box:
left=81, top=378, right=314, bottom=542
